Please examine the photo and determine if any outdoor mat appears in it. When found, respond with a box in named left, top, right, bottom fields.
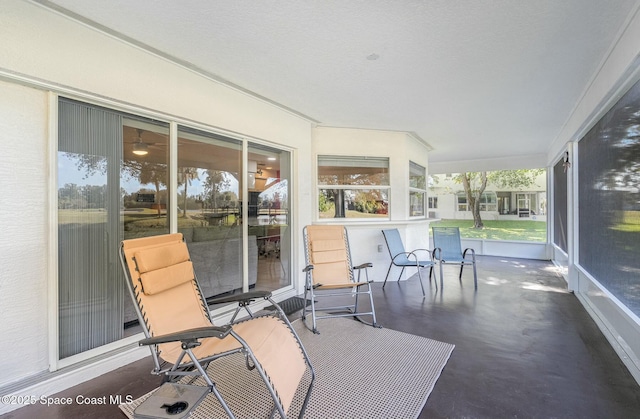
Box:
left=265, top=296, right=311, bottom=315
left=120, top=317, right=454, bottom=418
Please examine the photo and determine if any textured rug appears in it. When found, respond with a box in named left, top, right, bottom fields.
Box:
left=120, top=317, right=454, bottom=418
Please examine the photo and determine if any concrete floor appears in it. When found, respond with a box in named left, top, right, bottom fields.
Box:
left=3, top=256, right=640, bottom=418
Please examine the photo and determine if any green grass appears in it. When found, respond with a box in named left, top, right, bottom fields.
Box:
left=430, top=219, right=547, bottom=242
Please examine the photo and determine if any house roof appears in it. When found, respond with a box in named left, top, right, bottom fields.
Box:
left=37, top=0, right=639, bottom=170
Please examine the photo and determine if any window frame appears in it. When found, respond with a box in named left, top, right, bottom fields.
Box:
left=409, top=161, right=427, bottom=218
left=316, top=155, right=390, bottom=220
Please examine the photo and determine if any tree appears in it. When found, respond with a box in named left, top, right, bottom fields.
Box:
left=454, top=169, right=544, bottom=229
left=203, top=170, right=231, bottom=210
left=178, top=167, right=199, bottom=217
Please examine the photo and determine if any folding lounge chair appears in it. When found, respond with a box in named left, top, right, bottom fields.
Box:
left=432, top=226, right=478, bottom=289
left=302, top=225, right=380, bottom=334
left=381, top=228, right=437, bottom=295
left=120, top=233, right=314, bottom=419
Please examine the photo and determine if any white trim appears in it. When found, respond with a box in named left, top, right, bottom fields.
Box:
left=47, top=91, right=60, bottom=371
left=242, top=141, right=249, bottom=293
left=169, top=121, right=178, bottom=233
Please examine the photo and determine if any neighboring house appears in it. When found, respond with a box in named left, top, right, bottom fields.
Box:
left=428, top=172, right=547, bottom=222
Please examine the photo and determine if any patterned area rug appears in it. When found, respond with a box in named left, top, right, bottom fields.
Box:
left=120, top=317, right=454, bottom=418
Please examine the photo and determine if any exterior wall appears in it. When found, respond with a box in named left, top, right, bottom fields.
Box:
left=0, top=81, right=49, bottom=388
left=0, top=0, right=313, bottom=404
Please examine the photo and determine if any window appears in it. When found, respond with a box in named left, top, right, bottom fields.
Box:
left=409, top=161, right=427, bottom=217
left=456, top=191, right=497, bottom=212
left=553, top=157, right=568, bottom=252
left=428, top=197, right=438, bottom=209
left=578, top=75, right=640, bottom=316
left=318, top=156, right=389, bottom=219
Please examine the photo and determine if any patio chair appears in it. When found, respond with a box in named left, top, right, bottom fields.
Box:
left=432, top=226, right=478, bottom=289
left=381, top=228, right=436, bottom=296
left=120, top=233, right=314, bottom=419
left=302, top=225, right=380, bottom=334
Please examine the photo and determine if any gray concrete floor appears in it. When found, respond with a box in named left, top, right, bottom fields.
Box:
left=3, top=256, right=640, bottom=418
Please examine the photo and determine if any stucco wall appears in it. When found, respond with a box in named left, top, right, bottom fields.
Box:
left=0, top=81, right=49, bottom=387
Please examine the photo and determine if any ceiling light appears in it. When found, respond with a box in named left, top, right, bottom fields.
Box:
left=267, top=157, right=276, bottom=161
left=366, top=53, right=379, bottom=61
left=132, top=128, right=149, bottom=156
left=133, top=141, right=148, bottom=156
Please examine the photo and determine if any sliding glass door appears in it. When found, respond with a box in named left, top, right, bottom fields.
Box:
left=57, top=98, right=294, bottom=362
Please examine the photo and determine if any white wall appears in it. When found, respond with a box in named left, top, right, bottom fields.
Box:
left=0, top=81, right=49, bottom=387
left=0, top=0, right=313, bottom=399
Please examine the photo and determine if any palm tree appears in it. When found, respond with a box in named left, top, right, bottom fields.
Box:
left=179, top=167, right=199, bottom=217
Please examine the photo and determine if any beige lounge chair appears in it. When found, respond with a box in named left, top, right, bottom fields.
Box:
left=120, top=233, right=314, bottom=418
left=302, top=225, right=380, bottom=334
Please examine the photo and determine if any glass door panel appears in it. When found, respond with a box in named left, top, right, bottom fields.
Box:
left=58, top=98, right=169, bottom=358
left=177, top=127, right=243, bottom=302
left=247, top=143, right=292, bottom=292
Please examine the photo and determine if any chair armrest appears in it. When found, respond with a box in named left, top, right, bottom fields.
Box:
left=409, top=248, right=434, bottom=260
left=139, top=325, right=233, bottom=346
left=207, top=290, right=272, bottom=305
left=391, top=252, right=413, bottom=263
left=462, top=248, right=476, bottom=261
left=353, top=262, right=373, bottom=270
left=432, top=247, right=442, bottom=260
left=302, top=264, right=314, bottom=272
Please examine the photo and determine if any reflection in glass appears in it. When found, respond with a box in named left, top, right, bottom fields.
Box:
left=409, top=161, right=426, bottom=216
left=578, top=77, right=640, bottom=315
left=248, top=143, right=292, bottom=292
left=58, top=98, right=169, bottom=358
left=410, top=191, right=425, bottom=216
left=317, top=156, right=390, bottom=219
left=177, top=127, right=243, bottom=302
left=319, top=189, right=389, bottom=219
left=317, top=156, right=389, bottom=186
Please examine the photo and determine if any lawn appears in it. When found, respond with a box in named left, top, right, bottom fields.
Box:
left=430, top=219, right=547, bottom=242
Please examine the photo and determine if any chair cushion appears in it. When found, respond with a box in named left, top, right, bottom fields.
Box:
left=134, top=242, right=191, bottom=273
left=139, top=261, right=195, bottom=295
left=134, top=242, right=194, bottom=295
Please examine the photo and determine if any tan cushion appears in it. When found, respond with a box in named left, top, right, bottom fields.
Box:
left=311, top=249, right=347, bottom=264
left=134, top=242, right=190, bottom=274
left=139, top=261, right=195, bottom=295
left=310, top=239, right=345, bottom=252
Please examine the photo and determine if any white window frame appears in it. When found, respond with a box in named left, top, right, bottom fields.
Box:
left=409, top=161, right=427, bottom=218
left=316, top=155, right=390, bottom=220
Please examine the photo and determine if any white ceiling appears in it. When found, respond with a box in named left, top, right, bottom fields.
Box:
left=39, top=0, right=638, bottom=168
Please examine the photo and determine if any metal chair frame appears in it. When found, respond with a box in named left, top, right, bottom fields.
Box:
left=432, top=226, right=478, bottom=289
left=302, top=225, right=380, bottom=334
left=381, top=228, right=437, bottom=295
